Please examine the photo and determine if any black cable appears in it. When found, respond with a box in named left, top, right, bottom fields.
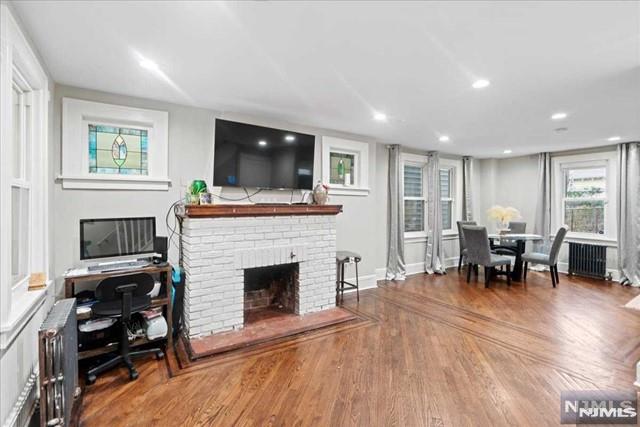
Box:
left=212, top=188, right=263, bottom=202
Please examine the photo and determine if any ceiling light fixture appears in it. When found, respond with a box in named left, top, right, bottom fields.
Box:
left=258, top=140, right=267, bottom=146
left=139, top=59, right=160, bottom=71
left=472, top=79, right=490, bottom=89
left=551, top=112, right=568, bottom=120
left=607, top=136, right=621, bottom=142
left=503, top=149, right=512, bottom=154
left=373, top=112, right=387, bottom=122
left=438, top=135, right=450, bottom=143
left=285, top=135, right=295, bottom=142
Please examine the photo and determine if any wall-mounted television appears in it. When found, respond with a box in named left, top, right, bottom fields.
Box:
left=213, top=119, right=315, bottom=190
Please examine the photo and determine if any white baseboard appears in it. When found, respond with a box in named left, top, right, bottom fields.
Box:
left=340, top=273, right=378, bottom=293
left=374, top=257, right=459, bottom=281
left=2, top=368, right=38, bottom=427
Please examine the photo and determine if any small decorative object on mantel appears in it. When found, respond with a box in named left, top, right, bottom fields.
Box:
left=187, top=179, right=208, bottom=205
left=28, top=272, right=46, bottom=291
left=312, top=181, right=329, bottom=205
left=487, top=205, right=521, bottom=234
left=199, top=192, right=212, bottom=205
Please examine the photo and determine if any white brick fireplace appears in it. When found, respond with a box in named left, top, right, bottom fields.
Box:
left=180, top=206, right=341, bottom=339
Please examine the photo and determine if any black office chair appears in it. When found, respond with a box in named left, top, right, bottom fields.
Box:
left=86, top=273, right=164, bottom=384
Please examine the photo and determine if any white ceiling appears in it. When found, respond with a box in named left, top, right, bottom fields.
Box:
left=12, top=1, right=640, bottom=158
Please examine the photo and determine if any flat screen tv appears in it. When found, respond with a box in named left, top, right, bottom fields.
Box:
left=213, top=119, right=315, bottom=190
left=80, top=217, right=156, bottom=260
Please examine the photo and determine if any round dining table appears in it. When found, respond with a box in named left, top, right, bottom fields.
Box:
left=487, top=233, right=544, bottom=281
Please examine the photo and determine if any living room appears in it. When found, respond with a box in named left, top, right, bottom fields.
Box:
left=1, top=1, right=639, bottom=426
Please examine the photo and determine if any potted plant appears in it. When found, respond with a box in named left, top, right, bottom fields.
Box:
left=187, top=180, right=208, bottom=205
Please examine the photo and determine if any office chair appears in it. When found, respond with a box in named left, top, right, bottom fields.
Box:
left=86, top=273, right=164, bottom=384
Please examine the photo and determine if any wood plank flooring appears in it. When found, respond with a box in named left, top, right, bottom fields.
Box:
left=78, top=270, right=640, bottom=426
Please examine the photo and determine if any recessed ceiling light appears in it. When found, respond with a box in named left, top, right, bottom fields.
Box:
left=607, top=136, right=621, bottom=142
left=284, top=135, right=295, bottom=142
left=373, top=112, right=387, bottom=122
left=503, top=149, right=512, bottom=154
left=139, top=59, right=160, bottom=71
left=551, top=112, right=568, bottom=120
left=438, top=135, right=450, bottom=143
left=472, top=79, right=490, bottom=89
left=258, top=140, right=267, bottom=146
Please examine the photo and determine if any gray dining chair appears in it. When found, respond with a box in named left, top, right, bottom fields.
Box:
left=522, top=225, right=569, bottom=287
left=456, top=220, right=476, bottom=271
left=495, top=221, right=527, bottom=253
left=462, top=225, right=512, bottom=287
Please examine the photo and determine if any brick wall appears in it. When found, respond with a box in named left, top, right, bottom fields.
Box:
left=181, top=215, right=337, bottom=338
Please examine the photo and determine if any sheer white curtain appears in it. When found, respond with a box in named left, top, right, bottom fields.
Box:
left=617, top=142, right=640, bottom=287
left=386, top=145, right=406, bottom=280
left=425, top=152, right=444, bottom=274
left=533, top=152, right=552, bottom=252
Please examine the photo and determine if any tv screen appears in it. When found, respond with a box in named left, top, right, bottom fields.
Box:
left=80, top=217, right=156, bottom=260
left=213, top=119, right=315, bottom=190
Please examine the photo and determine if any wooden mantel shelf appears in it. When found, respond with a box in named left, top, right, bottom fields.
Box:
left=182, top=204, right=343, bottom=218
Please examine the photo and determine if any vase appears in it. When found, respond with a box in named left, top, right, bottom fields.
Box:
left=312, top=182, right=328, bottom=205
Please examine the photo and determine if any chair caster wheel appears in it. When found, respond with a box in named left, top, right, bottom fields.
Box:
left=86, top=374, right=96, bottom=385
left=156, top=351, right=165, bottom=360
left=129, top=370, right=139, bottom=381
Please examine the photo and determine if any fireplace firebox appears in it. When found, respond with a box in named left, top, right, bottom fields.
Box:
left=243, top=263, right=299, bottom=323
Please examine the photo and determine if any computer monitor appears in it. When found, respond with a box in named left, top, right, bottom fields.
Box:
left=80, top=217, right=156, bottom=260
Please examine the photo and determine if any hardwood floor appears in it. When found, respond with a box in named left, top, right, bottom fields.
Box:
left=78, top=270, right=640, bottom=426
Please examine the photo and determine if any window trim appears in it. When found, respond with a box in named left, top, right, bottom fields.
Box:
left=551, top=152, right=617, bottom=242
left=321, top=136, right=370, bottom=196
left=440, top=158, right=462, bottom=236
left=402, top=153, right=429, bottom=241
left=1, top=3, right=52, bottom=333
left=59, top=98, right=170, bottom=190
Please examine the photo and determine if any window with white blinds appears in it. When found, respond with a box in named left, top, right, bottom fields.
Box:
left=440, top=168, right=453, bottom=231
left=404, top=164, right=425, bottom=233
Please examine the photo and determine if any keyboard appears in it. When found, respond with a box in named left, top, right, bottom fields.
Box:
left=88, top=259, right=151, bottom=273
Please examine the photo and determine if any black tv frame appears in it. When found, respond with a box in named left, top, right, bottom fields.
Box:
left=79, top=216, right=157, bottom=260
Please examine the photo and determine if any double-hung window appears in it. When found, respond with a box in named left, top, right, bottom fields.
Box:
left=440, top=167, right=454, bottom=231
left=402, top=154, right=428, bottom=238
left=552, top=152, right=617, bottom=241
left=10, top=76, right=33, bottom=287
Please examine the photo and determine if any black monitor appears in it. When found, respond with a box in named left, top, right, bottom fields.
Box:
left=80, top=217, right=156, bottom=260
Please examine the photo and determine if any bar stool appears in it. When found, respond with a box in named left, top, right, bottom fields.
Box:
left=336, top=250, right=361, bottom=304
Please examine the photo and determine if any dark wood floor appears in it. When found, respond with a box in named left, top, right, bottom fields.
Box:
left=78, top=270, right=640, bottom=426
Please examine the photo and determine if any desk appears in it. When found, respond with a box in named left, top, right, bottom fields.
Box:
left=488, top=234, right=543, bottom=281
left=64, top=263, right=173, bottom=360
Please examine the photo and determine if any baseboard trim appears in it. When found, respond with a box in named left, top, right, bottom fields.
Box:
left=2, top=367, right=38, bottom=427
left=374, top=257, right=459, bottom=281
left=340, top=273, right=377, bottom=293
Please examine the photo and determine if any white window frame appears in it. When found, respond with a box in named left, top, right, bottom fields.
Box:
left=59, top=98, right=170, bottom=190
left=321, top=136, right=369, bottom=196
left=440, top=158, right=463, bottom=237
left=402, top=153, right=428, bottom=241
left=551, top=151, right=617, bottom=243
left=1, top=3, right=51, bottom=340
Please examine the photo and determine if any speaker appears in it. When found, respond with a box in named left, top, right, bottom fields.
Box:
left=153, top=236, right=168, bottom=263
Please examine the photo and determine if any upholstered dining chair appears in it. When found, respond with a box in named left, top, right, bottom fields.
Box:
left=456, top=220, right=477, bottom=271
left=522, top=225, right=569, bottom=287
left=462, top=225, right=512, bottom=287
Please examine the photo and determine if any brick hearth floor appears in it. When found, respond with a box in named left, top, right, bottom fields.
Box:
left=187, top=307, right=356, bottom=359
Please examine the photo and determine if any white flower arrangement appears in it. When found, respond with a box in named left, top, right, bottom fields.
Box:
left=487, top=205, right=521, bottom=229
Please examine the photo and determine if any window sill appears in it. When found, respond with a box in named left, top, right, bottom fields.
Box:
left=405, top=233, right=428, bottom=244
left=58, top=174, right=171, bottom=190
left=0, top=279, right=53, bottom=350
left=327, top=186, right=369, bottom=197
left=557, top=233, right=618, bottom=248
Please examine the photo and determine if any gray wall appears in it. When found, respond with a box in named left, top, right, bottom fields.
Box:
left=52, top=84, right=389, bottom=290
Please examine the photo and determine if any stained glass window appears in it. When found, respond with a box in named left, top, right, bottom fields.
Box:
left=329, top=152, right=355, bottom=185
left=88, top=124, right=148, bottom=175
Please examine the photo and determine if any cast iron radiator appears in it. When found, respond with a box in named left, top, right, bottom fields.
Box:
left=568, top=242, right=607, bottom=279
left=39, top=298, right=79, bottom=427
